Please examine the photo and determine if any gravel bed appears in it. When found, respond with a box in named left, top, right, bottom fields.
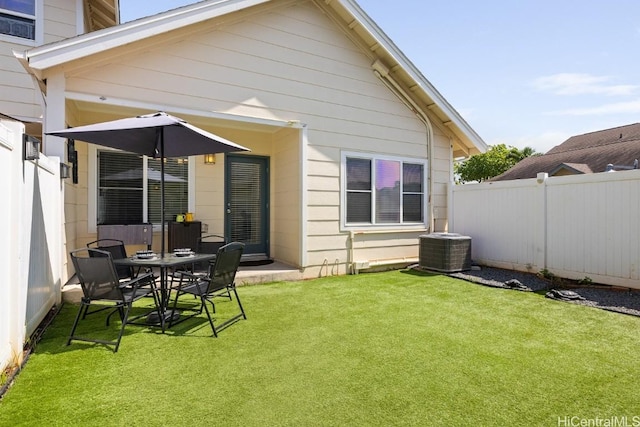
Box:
left=448, top=266, right=640, bottom=317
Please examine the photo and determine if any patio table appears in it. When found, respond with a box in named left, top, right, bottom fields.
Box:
left=114, top=252, right=216, bottom=331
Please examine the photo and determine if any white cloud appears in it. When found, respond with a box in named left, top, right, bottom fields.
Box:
left=545, top=98, right=640, bottom=116
left=532, top=73, right=639, bottom=96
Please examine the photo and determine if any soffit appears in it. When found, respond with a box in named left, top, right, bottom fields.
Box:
left=66, top=99, right=284, bottom=134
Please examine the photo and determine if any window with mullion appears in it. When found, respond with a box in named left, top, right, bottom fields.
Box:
left=148, top=157, right=189, bottom=224
left=97, top=150, right=188, bottom=225
left=344, top=153, right=426, bottom=227
left=0, top=0, right=35, bottom=40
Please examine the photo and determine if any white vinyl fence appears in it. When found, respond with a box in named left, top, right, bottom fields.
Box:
left=450, top=171, right=640, bottom=289
left=0, top=118, right=63, bottom=372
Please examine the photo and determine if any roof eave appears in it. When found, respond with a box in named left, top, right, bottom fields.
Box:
left=21, top=0, right=487, bottom=155
left=337, top=0, right=487, bottom=155
left=24, top=0, right=270, bottom=70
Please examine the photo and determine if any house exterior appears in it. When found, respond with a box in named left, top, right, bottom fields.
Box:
left=1, top=0, right=118, bottom=132
left=11, top=0, right=486, bottom=283
left=492, top=123, right=640, bottom=181
left=0, top=0, right=120, bottom=374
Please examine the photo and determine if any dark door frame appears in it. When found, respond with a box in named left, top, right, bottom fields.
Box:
left=224, top=154, right=270, bottom=258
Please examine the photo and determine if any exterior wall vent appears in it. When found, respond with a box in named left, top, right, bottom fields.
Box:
left=418, top=233, right=472, bottom=273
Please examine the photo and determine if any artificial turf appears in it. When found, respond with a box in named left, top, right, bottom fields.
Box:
left=1, top=269, right=639, bottom=426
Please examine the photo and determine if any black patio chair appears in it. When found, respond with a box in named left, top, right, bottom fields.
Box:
left=194, top=234, right=226, bottom=272
left=169, top=234, right=228, bottom=294
left=168, top=242, right=246, bottom=336
left=85, top=238, right=153, bottom=318
left=87, top=239, right=134, bottom=280
left=68, top=248, right=162, bottom=352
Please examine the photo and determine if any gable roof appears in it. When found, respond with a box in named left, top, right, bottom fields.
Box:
left=492, top=123, right=640, bottom=181
left=16, top=0, right=486, bottom=156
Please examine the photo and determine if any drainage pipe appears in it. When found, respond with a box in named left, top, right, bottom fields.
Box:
left=349, top=63, right=437, bottom=275
left=349, top=229, right=426, bottom=274
left=372, top=63, right=435, bottom=233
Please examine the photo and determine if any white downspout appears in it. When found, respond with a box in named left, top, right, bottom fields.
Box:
left=299, top=123, right=309, bottom=270
left=372, top=61, right=435, bottom=232
left=348, top=61, right=439, bottom=274
left=349, top=230, right=355, bottom=274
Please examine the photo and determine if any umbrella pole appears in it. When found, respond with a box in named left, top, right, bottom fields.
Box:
left=158, top=128, right=166, bottom=258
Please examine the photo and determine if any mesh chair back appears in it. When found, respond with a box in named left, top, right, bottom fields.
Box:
left=198, top=234, right=226, bottom=255
left=208, top=242, right=244, bottom=292
left=87, top=239, right=132, bottom=279
left=71, top=248, right=123, bottom=301
left=193, top=234, right=226, bottom=272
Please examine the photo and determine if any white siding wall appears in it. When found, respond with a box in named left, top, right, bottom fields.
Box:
left=63, top=1, right=456, bottom=276
left=1, top=0, right=79, bottom=122
left=43, top=0, right=77, bottom=43
left=272, top=127, right=301, bottom=264
left=0, top=38, right=41, bottom=121
left=431, top=129, right=453, bottom=230
left=451, top=171, right=640, bottom=289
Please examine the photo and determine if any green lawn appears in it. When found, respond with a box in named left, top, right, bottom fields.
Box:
left=1, top=269, right=639, bottom=426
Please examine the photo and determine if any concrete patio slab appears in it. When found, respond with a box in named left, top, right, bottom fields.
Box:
left=62, top=261, right=303, bottom=304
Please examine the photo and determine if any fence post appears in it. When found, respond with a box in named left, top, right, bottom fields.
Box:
left=534, top=173, right=548, bottom=271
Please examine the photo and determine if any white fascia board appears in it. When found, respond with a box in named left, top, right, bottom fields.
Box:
left=24, top=0, right=270, bottom=70
left=339, top=0, right=487, bottom=153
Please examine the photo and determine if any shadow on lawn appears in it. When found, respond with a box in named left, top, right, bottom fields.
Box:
left=399, top=268, right=442, bottom=278
left=37, top=302, right=218, bottom=355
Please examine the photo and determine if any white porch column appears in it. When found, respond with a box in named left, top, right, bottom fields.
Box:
left=42, top=72, right=66, bottom=159
left=41, top=71, right=66, bottom=304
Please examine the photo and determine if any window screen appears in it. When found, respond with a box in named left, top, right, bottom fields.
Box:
left=346, top=157, right=372, bottom=223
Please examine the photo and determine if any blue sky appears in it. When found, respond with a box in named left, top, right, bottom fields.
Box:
left=120, top=0, right=640, bottom=154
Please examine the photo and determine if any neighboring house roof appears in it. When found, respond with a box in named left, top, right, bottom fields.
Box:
left=549, top=163, right=593, bottom=176
left=15, top=0, right=486, bottom=157
left=492, top=123, right=640, bottom=181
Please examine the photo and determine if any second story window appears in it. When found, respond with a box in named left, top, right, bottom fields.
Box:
left=0, top=0, right=35, bottom=40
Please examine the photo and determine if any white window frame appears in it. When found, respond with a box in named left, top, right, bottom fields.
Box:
left=0, top=0, right=42, bottom=46
left=88, top=145, right=195, bottom=234
left=340, top=151, right=428, bottom=231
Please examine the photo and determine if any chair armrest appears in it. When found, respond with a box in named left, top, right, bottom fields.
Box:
left=119, top=271, right=155, bottom=289
left=174, top=270, right=207, bottom=280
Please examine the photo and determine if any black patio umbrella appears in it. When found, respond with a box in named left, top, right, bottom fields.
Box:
left=47, top=111, right=250, bottom=256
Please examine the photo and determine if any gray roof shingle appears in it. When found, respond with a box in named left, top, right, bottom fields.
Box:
left=492, top=123, right=640, bottom=181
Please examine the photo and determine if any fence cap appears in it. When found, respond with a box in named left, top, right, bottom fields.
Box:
left=536, top=172, right=548, bottom=183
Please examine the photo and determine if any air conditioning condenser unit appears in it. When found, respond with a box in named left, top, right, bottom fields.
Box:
left=419, top=233, right=471, bottom=273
